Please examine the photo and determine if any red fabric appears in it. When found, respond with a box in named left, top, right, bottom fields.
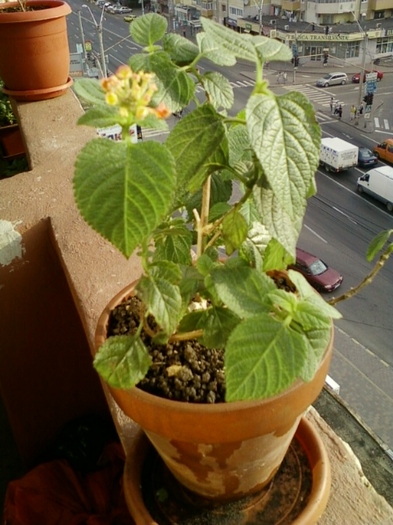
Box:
left=3, top=443, right=134, bottom=525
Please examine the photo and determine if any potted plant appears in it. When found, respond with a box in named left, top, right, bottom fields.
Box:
left=0, top=78, right=25, bottom=160
left=73, top=13, right=393, bottom=522
left=0, top=0, right=73, bottom=101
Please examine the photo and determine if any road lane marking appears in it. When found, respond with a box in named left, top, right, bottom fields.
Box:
left=304, top=224, right=327, bottom=242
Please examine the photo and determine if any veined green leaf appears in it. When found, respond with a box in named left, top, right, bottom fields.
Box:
left=93, top=335, right=151, bottom=389
left=252, top=184, right=303, bottom=258
left=163, top=33, right=200, bottom=64
left=137, top=276, right=183, bottom=335
left=130, top=13, right=167, bottom=46
left=253, top=36, right=293, bottom=63
left=222, top=209, right=248, bottom=255
left=148, top=260, right=182, bottom=284
left=225, top=314, right=308, bottom=401
left=73, top=78, right=106, bottom=105
left=239, top=220, right=271, bottom=268
left=74, top=140, right=176, bottom=258
left=153, top=222, right=193, bottom=265
left=211, top=265, right=275, bottom=318
left=247, top=91, right=320, bottom=221
left=197, top=33, right=237, bottom=66
left=201, top=18, right=257, bottom=62
left=288, top=270, right=342, bottom=319
left=202, top=72, right=234, bottom=110
left=166, top=105, right=226, bottom=188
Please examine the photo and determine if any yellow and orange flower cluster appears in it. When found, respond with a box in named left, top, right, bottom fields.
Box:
left=101, top=65, right=170, bottom=121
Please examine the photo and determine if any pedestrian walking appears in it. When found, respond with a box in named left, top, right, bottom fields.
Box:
left=359, top=103, right=364, bottom=115
left=283, top=72, right=287, bottom=84
left=338, top=104, right=342, bottom=120
left=350, top=105, right=356, bottom=121
left=330, top=96, right=334, bottom=114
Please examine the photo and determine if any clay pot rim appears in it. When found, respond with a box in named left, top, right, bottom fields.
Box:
left=2, top=76, right=73, bottom=101
left=0, top=1, right=71, bottom=23
left=95, top=280, right=334, bottom=416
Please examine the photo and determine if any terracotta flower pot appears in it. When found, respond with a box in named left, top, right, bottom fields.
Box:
left=95, top=282, right=333, bottom=503
left=0, top=1, right=72, bottom=101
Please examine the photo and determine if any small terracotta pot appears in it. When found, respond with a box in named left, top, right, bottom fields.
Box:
left=95, top=281, right=333, bottom=502
left=0, top=1, right=72, bottom=101
left=0, top=124, right=25, bottom=159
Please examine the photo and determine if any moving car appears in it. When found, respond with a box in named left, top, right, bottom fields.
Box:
left=315, top=72, right=348, bottom=87
left=352, top=70, right=384, bottom=83
left=358, top=147, right=378, bottom=168
left=289, top=248, right=343, bottom=292
left=373, top=138, right=393, bottom=164
left=124, top=14, right=137, bottom=22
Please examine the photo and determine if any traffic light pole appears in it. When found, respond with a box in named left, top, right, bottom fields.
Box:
left=356, top=32, right=368, bottom=111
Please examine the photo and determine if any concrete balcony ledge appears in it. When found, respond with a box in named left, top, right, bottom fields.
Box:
left=1, top=90, right=393, bottom=523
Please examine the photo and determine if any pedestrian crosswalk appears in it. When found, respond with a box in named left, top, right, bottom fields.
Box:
left=195, top=78, right=255, bottom=94
left=282, top=83, right=342, bottom=111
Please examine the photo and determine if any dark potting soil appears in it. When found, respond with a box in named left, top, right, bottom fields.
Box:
left=107, top=296, right=226, bottom=403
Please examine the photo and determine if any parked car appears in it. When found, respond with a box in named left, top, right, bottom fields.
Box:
left=352, top=70, right=384, bottom=83
left=373, top=138, right=393, bottom=164
left=115, top=6, right=132, bottom=14
left=315, top=72, right=348, bottom=87
left=288, top=248, right=343, bottom=292
left=358, top=147, right=378, bottom=168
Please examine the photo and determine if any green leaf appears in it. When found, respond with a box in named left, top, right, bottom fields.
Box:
left=299, top=325, right=331, bottom=382
left=94, top=335, right=151, bottom=389
left=253, top=36, right=293, bottom=63
left=252, top=186, right=302, bottom=257
left=74, top=140, right=176, bottom=258
left=130, top=13, right=167, bottom=46
left=247, top=91, right=320, bottom=221
left=200, top=307, right=240, bottom=348
left=366, top=229, right=393, bottom=261
left=148, top=260, right=182, bottom=284
left=137, top=276, right=183, bottom=336
left=222, top=209, right=248, bottom=255
left=228, top=125, right=252, bottom=166
left=153, top=222, right=193, bottom=265
left=148, top=53, right=195, bottom=111
left=201, top=18, right=257, bottom=62
left=77, top=105, right=123, bottom=129
left=288, top=270, right=342, bottom=320
left=163, top=33, right=200, bottom=64
left=225, top=315, right=308, bottom=401
left=202, top=72, right=234, bottom=110
left=263, top=238, right=292, bottom=272
left=73, top=78, right=106, bottom=105
left=197, top=33, right=237, bottom=66
left=211, top=265, right=275, bottom=318
left=239, top=220, right=271, bottom=268
left=166, top=105, right=226, bottom=188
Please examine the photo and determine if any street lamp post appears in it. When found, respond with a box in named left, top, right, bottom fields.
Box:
left=82, top=4, right=107, bottom=78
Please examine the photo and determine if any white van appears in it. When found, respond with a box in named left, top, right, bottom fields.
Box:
left=357, top=165, right=393, bottom=212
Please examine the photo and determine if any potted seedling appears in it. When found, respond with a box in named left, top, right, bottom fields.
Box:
left=0, top=78, right=25, bottom=160
left=73, top=13, right=393, bottom=523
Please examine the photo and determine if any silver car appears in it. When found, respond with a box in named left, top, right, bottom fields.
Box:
left=316, top=72, right=348, bottom=87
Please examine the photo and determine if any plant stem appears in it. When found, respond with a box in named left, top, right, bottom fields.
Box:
left=328, top=247, right=391, bottom=306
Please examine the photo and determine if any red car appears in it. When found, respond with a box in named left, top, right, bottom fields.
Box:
left=289, top=248, right=343, bottom=293
left=352, top=70, right=383, bottom=83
